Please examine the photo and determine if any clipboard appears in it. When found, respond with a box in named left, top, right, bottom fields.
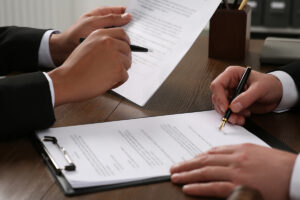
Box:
left=31, top=134, right=170, bottom=196
left=31, top=119, right=296, bottom=196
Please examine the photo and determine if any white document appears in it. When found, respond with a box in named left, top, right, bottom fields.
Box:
left=37, top=111, right=268, bottom=189
left=113, top=0, right=221, bottom=106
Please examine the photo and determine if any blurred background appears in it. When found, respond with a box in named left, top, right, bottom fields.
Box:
left=0, top=0, right=299, bottom=38
left=0, top=0, right=129, bottom=31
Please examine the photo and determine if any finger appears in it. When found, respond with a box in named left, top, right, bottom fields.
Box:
left=84, top=6, right=126, bottom=17
left=211, top=66, right=246, bottom=112
left=213, top=103, right=224, bottom=116
left=110, top=39, right=131, bottom=70
left=120, top=68, right=129, bottom=85
left=210, top=82, right=229, bottom=114
left=227, top=113, right=246, bottom=125
left=212, top=94, right=226, bottom=115
left=230, top=84, right=262, bottom=113
left=227, top=109, right=250, bottom=125
left=212, top=96, right=250, bottom=121
left=170, top=154, right=233, bottom=174
left=118, top=53, right=132, bottom=71
left=113, top=39, right=131, bottom=57
left=112, top=81, right=123, bottom=89
left=93, top=13, right=132, bottom=29
left=240, top=109, right=251, bottom=117
left=171, top=166, right=232, bottom=184
left=182, top=182, right=235, bottom=198
left=101, top=28, right=130, bottom=44
left=111, top=69, right=129, bottom=89
left=207, top=145, right=239, bottom=155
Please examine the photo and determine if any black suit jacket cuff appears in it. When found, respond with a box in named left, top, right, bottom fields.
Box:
left=0, top=72, right=55, bottom=138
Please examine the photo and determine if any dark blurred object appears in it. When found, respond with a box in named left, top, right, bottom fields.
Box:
left=209, top=4, right=251, bottom=61
left=292, top=0, right=300, bottom=28
left=247, top=0, right=263, bottom=26
left=227, top=186, right=264, bottom=200
left=264, top=0, right=291, bottom=27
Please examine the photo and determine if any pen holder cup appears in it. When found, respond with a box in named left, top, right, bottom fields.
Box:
left=209, top=4, right=251, bottom=61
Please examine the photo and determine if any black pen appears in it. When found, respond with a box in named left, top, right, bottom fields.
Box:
left=79, top=38, right=148, bottom=52
left=219, top=67, right=252, bottom=130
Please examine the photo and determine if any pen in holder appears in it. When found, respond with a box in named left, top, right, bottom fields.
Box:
left=209, top=4, right=251, bottom=61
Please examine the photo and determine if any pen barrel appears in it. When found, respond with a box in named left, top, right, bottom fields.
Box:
left=130, top=45, right=148, bottom=52
left=223, top=67, right=251, bottom=122
left=232, top=67, right=251, bottom=99
left=79, top=38, right=148, bottom=52
left=224, top=109, right=232, bottom=120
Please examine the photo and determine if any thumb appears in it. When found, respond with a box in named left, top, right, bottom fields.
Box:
left=230, top=85, right=261, bottom=113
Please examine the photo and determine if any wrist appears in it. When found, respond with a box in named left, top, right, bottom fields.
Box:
left=49, top=33, right=75, bottom=66
left=269, top=74, right=283, bottom=107
left=47, top=67, right=71, bottom=107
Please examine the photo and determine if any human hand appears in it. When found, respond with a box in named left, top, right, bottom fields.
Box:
left=49, top=7, right=131, bottom=66
left=210, top=66, right=283, bottom=125
left=170, top=144, right=296, bottom=200
left=227, top=186, right=264, bottom=200
left=48, top=28, right=131, bottom=106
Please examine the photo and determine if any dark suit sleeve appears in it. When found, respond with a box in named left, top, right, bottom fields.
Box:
left=0, top=26, right=55, bottom=138
left=0, top=26, right=47, bottom=75
left=0, top=72, right=55, bottom=138
left=278, top=61, right=300, bottom=108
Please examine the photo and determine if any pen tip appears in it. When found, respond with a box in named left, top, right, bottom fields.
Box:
left=218, top=120, right=226, bottom=131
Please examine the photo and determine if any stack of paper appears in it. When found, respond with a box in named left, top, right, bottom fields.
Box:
left=37, top=111, right=267, bottom=188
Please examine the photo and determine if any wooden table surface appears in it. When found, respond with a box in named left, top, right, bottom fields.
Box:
left=1, top=36, right=300, bottom=200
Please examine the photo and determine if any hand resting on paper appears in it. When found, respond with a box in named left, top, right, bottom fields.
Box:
left=170, top=66, right=298, bottom=200
left=170, top=144, right=296, bottom=200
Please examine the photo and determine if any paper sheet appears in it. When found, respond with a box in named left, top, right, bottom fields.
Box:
left=37, top=111, right=268, bottom=188
left=113, top=0, right=221, bottom=106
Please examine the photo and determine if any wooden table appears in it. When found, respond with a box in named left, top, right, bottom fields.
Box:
left=1, top=36, right=299, bottom=200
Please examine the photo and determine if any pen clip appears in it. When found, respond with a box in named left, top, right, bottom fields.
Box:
left=42, top=136, right=76, bottom=174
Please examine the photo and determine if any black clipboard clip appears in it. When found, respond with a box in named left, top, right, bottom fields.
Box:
left=42, top=136, right=76, bottom=175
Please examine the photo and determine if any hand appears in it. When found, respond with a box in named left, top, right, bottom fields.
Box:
left=48, top=28, right=131, bottom=106
left=49, top=7, right=131, bottom=66
left=170, top=144, right=297, bottom=200
left=210, top=66, right=283, bottom=125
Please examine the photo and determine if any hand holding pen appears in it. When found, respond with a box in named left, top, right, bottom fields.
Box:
left=210, top=66, right=284, bottom=128
left=79, top=38, right=148, bottom=52
left=219, top=67, right=251, bottom=130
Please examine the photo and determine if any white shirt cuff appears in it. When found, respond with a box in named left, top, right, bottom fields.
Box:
left=38, top=30, right=59, bottom=68
left=290, top=154, right=300, bottom=200
left=42, top=72, right=55, bottom=107
left=269, top=71, right=299, bottom=113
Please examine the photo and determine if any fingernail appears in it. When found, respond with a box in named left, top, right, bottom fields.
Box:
left=122, top=13, right=131, bottom=19
left=171, top=173, right=180, bottom=183
left=231, top=102, right=243, bottom=112
left=183, top=185, right=191, bottom=190
left=171, top=163, right=179, bottom=169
